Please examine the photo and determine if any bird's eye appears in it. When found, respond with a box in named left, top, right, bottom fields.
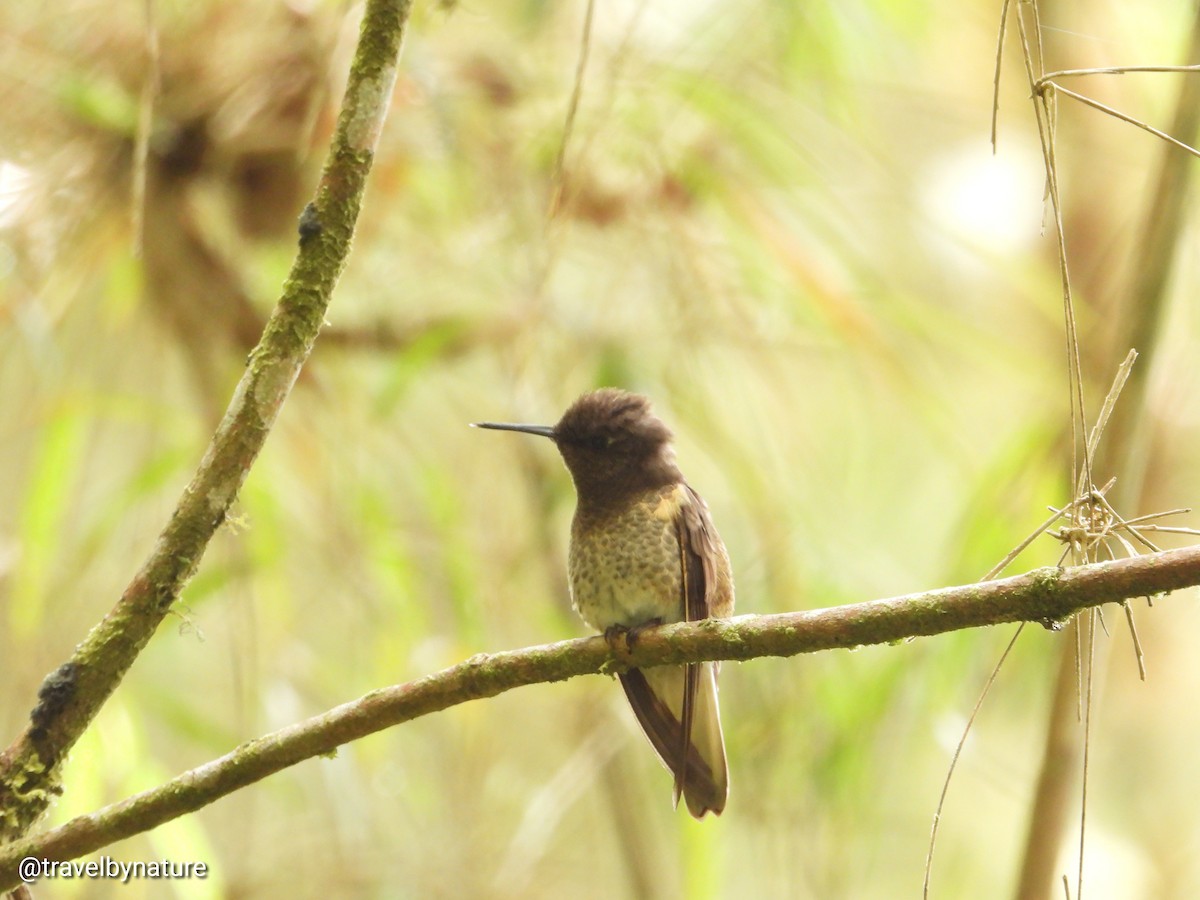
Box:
left=584, top=434, right=615, bottom=451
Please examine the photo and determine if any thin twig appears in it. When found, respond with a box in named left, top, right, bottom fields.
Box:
left=547, top=0, right=597, bottom=220
left=1121, top=508, right=1192, bottom=526
left=1122, top=601, right=1146, bottom=680
left=1015, top=3, right=1093, bottom=497
left=1044, top=83, right=1200, bottom=160
left=1039, top=64, right=1200, bottom=81
left=981, top=499, right=1081, bottom=582
left=1083, top=350, right=1137, bottom=465
left=1093, top=493, right=1163, bottom=553
left=131, top=0, right=160, bottom=257
left=923, top=624, right=1025, bottom=900
left=1077, top=611, right=1098, bottom=900
left=991, top=0, right=1014, bottom=152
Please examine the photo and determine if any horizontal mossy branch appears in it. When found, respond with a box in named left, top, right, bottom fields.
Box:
left=2, top=544, right=1198, bottom=890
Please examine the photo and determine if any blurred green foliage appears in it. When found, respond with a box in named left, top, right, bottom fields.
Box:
left=2, top=0, right=1199, bottom=897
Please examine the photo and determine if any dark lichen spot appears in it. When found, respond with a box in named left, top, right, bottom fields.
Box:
left=30, top=662, right=80, bottom=733
left=297, top=202, right=323, bottom=242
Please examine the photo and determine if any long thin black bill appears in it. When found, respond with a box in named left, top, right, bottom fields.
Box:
left=472, top=422, right=556, bottom=438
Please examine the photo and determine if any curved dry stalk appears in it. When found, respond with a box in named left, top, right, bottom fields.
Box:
left=923, top=623, right=1025, bottom=900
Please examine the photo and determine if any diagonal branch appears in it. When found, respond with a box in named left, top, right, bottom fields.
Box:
left=2, top=544, right=1199, bottom=891
left=0, top=0, right=414, bottom=845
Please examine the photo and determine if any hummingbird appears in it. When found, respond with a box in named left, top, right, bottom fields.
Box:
left=475, top=388, right=733, bottom=817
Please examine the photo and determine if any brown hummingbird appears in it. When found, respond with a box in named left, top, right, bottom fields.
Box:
left=475, top=388, right=733, bottom=817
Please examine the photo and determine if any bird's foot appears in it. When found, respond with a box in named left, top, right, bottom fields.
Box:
left=603, top=619, right=663, bottom=653
left=602, top=624, right=630, bottom=653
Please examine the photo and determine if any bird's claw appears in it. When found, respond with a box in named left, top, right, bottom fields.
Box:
left=603, top=619, right=663, bottom=653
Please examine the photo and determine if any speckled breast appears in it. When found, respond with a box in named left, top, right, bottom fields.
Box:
left=568, top=486, right=683, bottom=633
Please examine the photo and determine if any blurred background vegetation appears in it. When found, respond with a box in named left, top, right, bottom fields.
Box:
left=2, top=0, right=1199, bottom=897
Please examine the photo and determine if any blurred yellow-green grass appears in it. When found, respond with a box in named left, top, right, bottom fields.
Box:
left=2, top=0, right=1199, bottom=897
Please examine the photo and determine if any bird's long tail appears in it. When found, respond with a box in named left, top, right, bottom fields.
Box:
left=619, top=663, right=728, bottom=817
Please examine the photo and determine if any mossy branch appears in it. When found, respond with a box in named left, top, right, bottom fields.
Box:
left=2, top=545, right=1198, bottom=891
left=0, top=0, right=414, bottom=846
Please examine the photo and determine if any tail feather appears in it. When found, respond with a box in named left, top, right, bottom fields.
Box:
left=619, top=664, right=728, bottom=817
